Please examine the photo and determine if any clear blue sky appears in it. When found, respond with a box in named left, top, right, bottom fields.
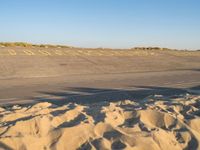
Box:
left=0, top=0, right=200, bottom=49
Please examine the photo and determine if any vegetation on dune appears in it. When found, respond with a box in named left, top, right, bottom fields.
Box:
left=132, top=47, right=172, bottom=51
left=0, top=42, right=31, bottom=47
left=0, top=42, right=170, bottom=50
left=0, top=42, right=71, bottom=48
left=0, top=42, right=199, bottom=51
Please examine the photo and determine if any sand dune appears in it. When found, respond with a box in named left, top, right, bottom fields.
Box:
left=0, top=94, right=200, bottom=150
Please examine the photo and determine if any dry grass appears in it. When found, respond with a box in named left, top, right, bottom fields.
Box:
left=0, top=42, right=71, bottom=48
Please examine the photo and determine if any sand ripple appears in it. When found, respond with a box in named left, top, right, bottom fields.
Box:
left=0, top=94, right=200, bottom=150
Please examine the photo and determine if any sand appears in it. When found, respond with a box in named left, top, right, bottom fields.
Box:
left=0, top=94, right=200, bottom=150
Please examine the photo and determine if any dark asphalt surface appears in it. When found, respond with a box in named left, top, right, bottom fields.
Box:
left=0, top=47, right=200, bottom=106
left=0, top=69, right=200, bottom=106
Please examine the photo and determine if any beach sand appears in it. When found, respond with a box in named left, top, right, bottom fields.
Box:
left=0, top=93, right=200, bottom=150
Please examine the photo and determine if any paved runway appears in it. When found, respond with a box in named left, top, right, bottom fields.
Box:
left=0, top=70, right=200, bottom=106
left=0, top=47, right=200, bottom=106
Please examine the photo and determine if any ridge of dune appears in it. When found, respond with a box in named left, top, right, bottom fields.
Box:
left=0, top=94, right=200, bottom=150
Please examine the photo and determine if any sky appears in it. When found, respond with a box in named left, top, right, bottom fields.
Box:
left=0, top=0, right=200, bottom=49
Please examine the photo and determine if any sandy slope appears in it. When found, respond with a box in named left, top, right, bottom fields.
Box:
left=0, top=94, right=200, bottom=150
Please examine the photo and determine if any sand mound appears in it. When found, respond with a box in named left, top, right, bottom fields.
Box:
left=0, top=94, right=200, bottom=150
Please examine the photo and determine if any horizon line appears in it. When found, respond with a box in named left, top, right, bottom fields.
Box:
left=0, top=41, right=200, bottom=51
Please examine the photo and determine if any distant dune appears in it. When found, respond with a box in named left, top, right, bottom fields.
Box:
left=0, top=42, right=72, bottom=48
left=0, top=42, right=199, bottom=51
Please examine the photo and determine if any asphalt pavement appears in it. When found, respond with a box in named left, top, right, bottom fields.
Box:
left=0, top=47, right=200, bottom=106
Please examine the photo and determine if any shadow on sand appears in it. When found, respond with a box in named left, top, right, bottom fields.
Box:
left=28, top=85, right=200, bottom=105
